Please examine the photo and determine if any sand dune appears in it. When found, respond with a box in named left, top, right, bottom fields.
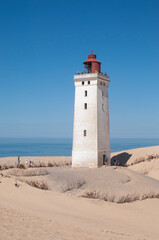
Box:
left=1, top=175, right=159, bottom=240
left=0, top=146, right=159, bottom=239
left=112, top=145, right=159, bottom=181
left=0, top=156, right=71, bottom=168
left=111, top=145, right=159, bottom=166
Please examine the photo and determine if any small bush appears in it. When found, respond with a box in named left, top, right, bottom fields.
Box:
left=82, top=191, right=101, bottom=199
left=47, top=162, right=54, bottom=167
left=47, top=162, right=59, bottom=167
left=25, top=169, right=48, bottom=176
left=26, top=180, right=49, bottom=190
left=17, top=164, right=26, bottom=169
left=38, top=162, right=46, bottom=168
left=147, top=154, right=159, bottom=161
left=2, top=164, right=9, bottom=170
left=1, top=164, right=15, bottom=170
left=61, top=178, right=85, bottom=192
left=128, top=154, right=159, bottom=166
left=10, top=168, right=48, bottom=177
left=81, top=190, right=159, bottom=203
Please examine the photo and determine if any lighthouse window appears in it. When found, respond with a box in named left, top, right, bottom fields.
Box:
left=88, top=81, right=90, bottom=85
left=102, top=91, right=104, bottom=98
left=100, top=82, right=102, bottom=85
left=82, top=81, right=84, bottom=85
left=85, top=91, right=87, bottom=97
left=84, top=130, right=87, bottom=136
left=84, top=103, right=87, bottom=109
left=102, top=104, right=104, bottom=112
left=103, top=83, right=105, bottom=86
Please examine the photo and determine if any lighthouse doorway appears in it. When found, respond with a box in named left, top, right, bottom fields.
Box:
left=103, top=154, right=106, bottom=165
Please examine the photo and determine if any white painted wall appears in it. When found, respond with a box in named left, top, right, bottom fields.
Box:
left=72, top=73, right=110, bottom=167
left=97, top=81, right=110, bottom=166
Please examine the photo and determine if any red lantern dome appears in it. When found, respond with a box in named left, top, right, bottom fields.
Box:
left=83, top=50, right=101, bottom=73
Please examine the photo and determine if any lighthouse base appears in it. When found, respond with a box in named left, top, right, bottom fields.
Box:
left=72, top=150, right=110, bottom=168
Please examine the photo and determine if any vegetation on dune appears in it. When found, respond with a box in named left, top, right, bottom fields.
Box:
left=81, top=190, right=159, bottom=203
left=25, top=180, right=49, bottom=190
left=127, top=154, right=159, bottom=166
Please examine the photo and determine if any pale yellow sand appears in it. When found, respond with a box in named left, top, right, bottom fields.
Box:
left=111, top=145, right=159, bottom=166
left=1, top=176, right=159, bottom=240
left=0, top=146, right=159, bottom=240
left=112, top=145, right=159, bottom=180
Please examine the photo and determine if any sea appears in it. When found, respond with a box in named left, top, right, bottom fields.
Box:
left=0, top=138, right=159, bottom=158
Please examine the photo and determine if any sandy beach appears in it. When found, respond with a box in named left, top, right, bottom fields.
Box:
left=1, top=146, right=159, bottom=240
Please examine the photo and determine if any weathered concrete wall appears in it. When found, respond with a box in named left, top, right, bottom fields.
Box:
left=72, top=73, right=110, bottom=167
left=97, top=81, right=110, bottom=166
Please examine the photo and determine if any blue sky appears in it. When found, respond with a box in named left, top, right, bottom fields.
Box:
left=0, top=0, right=159, bottom=138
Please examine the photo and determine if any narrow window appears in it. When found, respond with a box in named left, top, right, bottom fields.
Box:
left=103, top=83, right=105, bottom=86
left=84, top=130, right=87, bottom=136
left=88, top=81, right=90, bottom=85
left=82, top=81, right=84, bottom=85
left=100, top=82, right=102, bottom=85
left=102, top=104, right=104, bottom=112
left=85, top=90, right=87, bottom=97
left=84, top=103, right=87, bottom=109
left=102, top=90, right=104, bottom=98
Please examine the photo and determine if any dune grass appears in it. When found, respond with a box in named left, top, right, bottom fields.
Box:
left=126, top=154, right=159, bottom=166
left=9, top=168, right=49, bottom=177
left=81, top=190, right=159, bottom=203
left=25, top=180, right=49, bottom=190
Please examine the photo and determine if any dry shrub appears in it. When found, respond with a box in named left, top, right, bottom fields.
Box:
left=117, top=192, right=159, bottom=203
left=64, top=161, right=71, bottom=166
left=38, top=162, right=46, bottom=168
left=17, top=164, right=26, bottom=169
left=82, top=191, right=101, bottom=199
left=117, top=193, right=140, bottom=203
left=1, top=164, right=8, bottom=170
left=25, top=169, right=48, bottom=176
left=1, top=164, right=15, bottom=170
left=29, top=169, right=48, bottom=176
left=50, top=169, right=86, bottom=192
left=10, top=168, right=48, bottom=177
left=81, top=191, right=114, bottom=202
left=0, top=158, right=71, bottom=173
left=61, top=177, right=85, bottom=192
left=81, top=190, right=159, bottom=203
left=25, top=180, right=49, bottom=190
left=129, top=157, right=146, bottom=166
left=47, top=160, right=71, bottom=168
left=128, top=154, right=159, bottom=166
left=0, top=163, right=25, bottom=171
left=30, top=159, right=71, bottom=168
left=47, top=162, right=58, bottom=167
left=47, top=162, right=54, bottom=167
left=147, top=154, right=159, bottom=160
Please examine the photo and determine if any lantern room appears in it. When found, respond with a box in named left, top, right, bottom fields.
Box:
left=83, top=50, right=101, bottom=73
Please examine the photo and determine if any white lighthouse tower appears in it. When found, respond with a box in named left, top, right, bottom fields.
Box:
left=72, top=51, right=110, bottom=167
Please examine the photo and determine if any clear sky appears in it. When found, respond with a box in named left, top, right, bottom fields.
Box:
left=0, top=0, right=159, bottom=138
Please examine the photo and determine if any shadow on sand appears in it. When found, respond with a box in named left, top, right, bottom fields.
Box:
left=111, top=152, right=132, bottom=166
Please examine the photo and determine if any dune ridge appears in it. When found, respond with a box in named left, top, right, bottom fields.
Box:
left=0, top=145, right=159, bottom=239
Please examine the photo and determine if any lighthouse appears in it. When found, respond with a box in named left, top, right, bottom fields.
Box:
left=72, top=51, right=110, bottom=167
